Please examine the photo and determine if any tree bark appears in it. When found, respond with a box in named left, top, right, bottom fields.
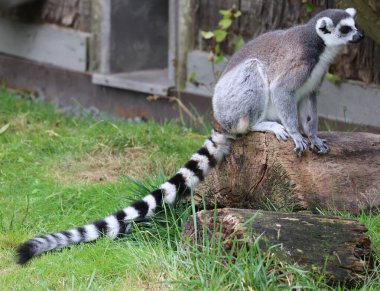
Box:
left=183, top=208, right=371, bottom=286
left=195, top=132, right=380, bottom=214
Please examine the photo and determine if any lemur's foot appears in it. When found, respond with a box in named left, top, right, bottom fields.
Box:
left=290, top=133, right=308, bottom=157
left=309, top=136, right=329, bottom=154
left=250, top=121, right=289, bottom=141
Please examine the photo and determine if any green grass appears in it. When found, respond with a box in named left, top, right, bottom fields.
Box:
left=0, top=89, right=379, bottom=290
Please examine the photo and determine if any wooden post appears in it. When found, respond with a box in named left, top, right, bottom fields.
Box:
left=168, top=0, right=177, bottom=86
left=176, top=0, right=196, bottom=90
left=99, top=0, right=111, bottom=74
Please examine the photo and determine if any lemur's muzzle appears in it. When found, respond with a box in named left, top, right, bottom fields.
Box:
left=350, top=30, right=364, bottom=43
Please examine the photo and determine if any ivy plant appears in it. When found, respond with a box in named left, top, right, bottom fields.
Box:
left=201, top=6, right=244, bottom=64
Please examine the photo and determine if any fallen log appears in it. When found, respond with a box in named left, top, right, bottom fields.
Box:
left=195, top=132, right=380, bottom=213
left=182, top=208, right=371, bottom=285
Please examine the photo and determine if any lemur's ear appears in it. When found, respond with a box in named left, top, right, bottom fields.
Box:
left=316, top=17, right=334, bottom=34
left=345, top=8, right=356, bottom=17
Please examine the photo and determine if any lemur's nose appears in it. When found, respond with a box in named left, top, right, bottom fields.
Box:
left=350, top=30, right=364, bottom=43
left=357, top=31, right=364, bottom=40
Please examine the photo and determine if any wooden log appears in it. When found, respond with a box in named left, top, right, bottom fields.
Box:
left=182, top=208, right=371, bottom=285
left=195, top=132, right=380, bottom=213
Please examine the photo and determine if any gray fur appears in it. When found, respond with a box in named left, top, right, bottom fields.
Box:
left=213, top=8, right=362, bottom=155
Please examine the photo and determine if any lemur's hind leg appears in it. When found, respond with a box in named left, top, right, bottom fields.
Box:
left=250, top=121, right=289, bottom=141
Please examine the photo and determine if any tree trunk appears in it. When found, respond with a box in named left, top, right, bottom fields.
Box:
left=195, top=132, right=380, bottom=213
left=183, top=208, right=371, bottom=286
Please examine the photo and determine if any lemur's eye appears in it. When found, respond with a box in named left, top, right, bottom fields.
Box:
left=339, top=25, right=352, bottom=34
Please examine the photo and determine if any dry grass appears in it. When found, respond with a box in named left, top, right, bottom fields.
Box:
left=53, top=147, right=152, bottom=184
left=8, top=113, right=32, bottom=132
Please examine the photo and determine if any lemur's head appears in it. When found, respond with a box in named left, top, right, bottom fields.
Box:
left=314, top=8, right=364, bottom=46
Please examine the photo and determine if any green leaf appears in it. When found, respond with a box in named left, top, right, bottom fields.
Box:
left=218, top=18, right=232, bottom=29
left=233, top=11, right=242, bottom=18
left=219, top=9, right=232, bottom=17
left=214, top=43, right=221, bottom=55
left=214, top=54, right=224, bottom=64
left=303, top=2, right=315, bottom=13
left=233, top=35, right=245, bottom=52
left=188, top=71, right=196, bottom=82
left=325, top=72, right=341, bottom=85
left=188, top=71, right=200, bottom=86
left=0, top=123, right=9, bottom=135
left=214, top=29, right=227, bottom=42
left=201, top=31, right=214, bottom=40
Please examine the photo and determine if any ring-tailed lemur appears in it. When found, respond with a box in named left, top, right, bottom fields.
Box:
left=16, top=8, right=363, bottom=264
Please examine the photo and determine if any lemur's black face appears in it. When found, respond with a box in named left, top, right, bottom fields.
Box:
left=315, top=8, right=364, bottom=46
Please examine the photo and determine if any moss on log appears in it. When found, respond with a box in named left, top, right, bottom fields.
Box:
left=183, top=208, right=371, bottom=286
left=195, top=132, right=380, bottom=213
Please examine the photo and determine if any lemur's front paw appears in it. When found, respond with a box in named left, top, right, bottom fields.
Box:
left=271, top=124, right=289, bottom=141
left=290, top=133, right=308, bottom=157
left=309, top=136, right=329, bottom=154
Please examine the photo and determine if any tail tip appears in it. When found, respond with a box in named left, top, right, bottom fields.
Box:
left=16, top=241, right=38, bottom=265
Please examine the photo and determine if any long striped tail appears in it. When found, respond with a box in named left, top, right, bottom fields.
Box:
left=16, top=129, right=232, bottom=264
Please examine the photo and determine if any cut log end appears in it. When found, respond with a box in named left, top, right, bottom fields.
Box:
left=183, top=208, right=371, bottom=286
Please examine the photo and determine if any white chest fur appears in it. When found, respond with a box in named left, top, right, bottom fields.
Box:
left=295, top=46, right=342, bottom=101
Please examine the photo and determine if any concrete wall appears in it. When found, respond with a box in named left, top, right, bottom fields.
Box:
left=318, top=80, right=380, bottom=127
